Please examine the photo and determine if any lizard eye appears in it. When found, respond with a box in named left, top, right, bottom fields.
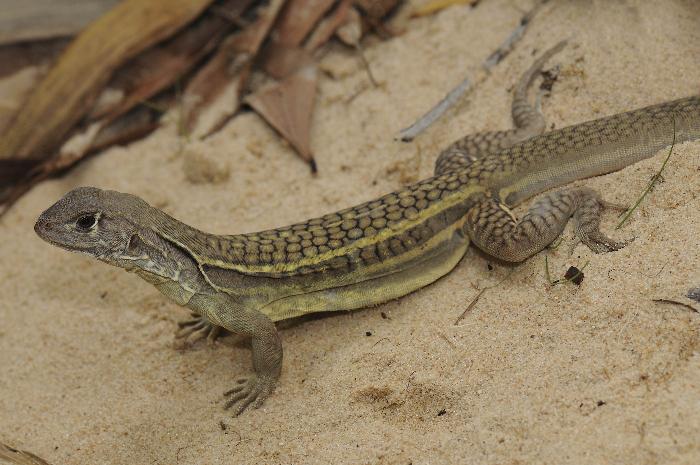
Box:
left=76, top=213, right=98, bottom=231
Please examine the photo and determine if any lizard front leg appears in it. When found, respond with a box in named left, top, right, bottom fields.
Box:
left=465, top=188, right=631, bottom=262
left=175, top=312, right=223, bottom=347
left=188, top=293, right=283, bottom=416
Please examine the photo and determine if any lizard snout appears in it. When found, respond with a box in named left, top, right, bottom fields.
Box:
left=34, top=215, right=55, bottom=237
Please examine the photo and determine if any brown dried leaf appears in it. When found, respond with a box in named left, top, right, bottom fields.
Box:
left=260, top=43, right=314, bottom=79
left=91, top=0, right=243, bottom=122
left=274, top=0, right=336, bottom=47
left=354, top=0, right=401, bottom=19
left=245, top=65, right=318, bottom=168
left=304, top=0, right=352, bottom=52
left=190, top=64, right=251, bottom=138
left=335, top=7, right=363, bottom=46
left=184, top=0, right=286, bottom=137
left=0, top=0, right=214, bottom=164
left=0, top=67, right=42, bottom=135
left=0, top=39, right=69, bottom=80
left=182, top=34, right=251, bottom=137
left=231, top=0, right=287, bottom=55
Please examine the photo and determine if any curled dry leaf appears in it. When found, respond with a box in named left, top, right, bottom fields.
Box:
left=245, top=65, right=318, bottom=170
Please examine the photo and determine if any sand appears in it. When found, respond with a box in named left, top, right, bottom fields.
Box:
left=2, top=1, right=700, bottom=464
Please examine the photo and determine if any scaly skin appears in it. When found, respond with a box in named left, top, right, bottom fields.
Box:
left=34, top=42, right=700, bottom=415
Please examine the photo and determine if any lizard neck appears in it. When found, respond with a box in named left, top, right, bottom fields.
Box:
left=116, top=225, right=214, bottom=305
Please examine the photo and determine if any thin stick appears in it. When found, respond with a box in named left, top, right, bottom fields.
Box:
left=454, top=269, right=515, bottom=325
left=453, top=288, right=484, bottom=325
left=482, top=0, right=549, bottom=70
left=652, top=299, right=699, bottom=314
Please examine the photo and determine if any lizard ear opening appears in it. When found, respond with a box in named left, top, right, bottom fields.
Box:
left=126, top=233, right=147, bottom=256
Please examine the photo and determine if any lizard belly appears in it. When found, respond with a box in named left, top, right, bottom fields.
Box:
left=259, top=228, right=470, bottom=321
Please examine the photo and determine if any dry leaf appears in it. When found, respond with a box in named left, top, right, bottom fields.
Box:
left=0, top=39, right=68, bottom=80
left=0, top=0, right=214, bottom=165
left=184, top=0, right=286, bottom=137
left=231, top=0, right=287, bottom=55
left=354, top=0, right=401, bottom=20
left=0, top=67, right=42, bottom=135
left=304, top=0, right=352, bottom=52
left=182, top=34, right=251, bottom=137
left=274, top=0, right=336, bottom=46
left=245, top=65, right=318, bottom=169
left=335, top=7, right=363, bottom=46
left=260, top=43, right=314, bottom=79
left=90, top=0, right=241, bottom=123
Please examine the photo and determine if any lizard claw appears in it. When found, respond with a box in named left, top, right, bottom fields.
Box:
left=175, top=313, right=223, bottom=347
left=223, top=375, right=275, bottom=416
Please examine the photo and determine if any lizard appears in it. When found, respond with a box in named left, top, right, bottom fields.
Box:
left=34, top=42, right=700, bottom=415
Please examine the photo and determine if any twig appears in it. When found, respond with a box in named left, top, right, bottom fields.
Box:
left=398, top=76, right=471, bottom=142
left=397, top=0, right=549, bottom=141
left=355, top=43, right=378, bottom=87
left=482, top=0, right=549, bottom=70
left=652, top=299, right=699, bottom=314
left=454, top=269, right=515, bottom=325
left=453, top=288, right=484, bottom=325
left=616, top=117, right=676, bottom=229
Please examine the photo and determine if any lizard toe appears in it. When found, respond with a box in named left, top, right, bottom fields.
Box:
left=223, top=375, right=275, bottom=416
left=174, top=314, right=224, bottom=347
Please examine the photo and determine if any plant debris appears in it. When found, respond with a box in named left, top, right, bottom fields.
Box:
left=0, top=0, right=404, bottom=213
left=563, top=265, right=585, bottom=285
left=245, top=65, right=319, bottom=171
left=398, top=0, right=550, bottom=141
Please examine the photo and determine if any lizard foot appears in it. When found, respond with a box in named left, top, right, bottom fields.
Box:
left=175, top=313, right=223, bottom=347
left=573, top=190, right=634, bottom=254
left=223, top=375, right=275, bottom=416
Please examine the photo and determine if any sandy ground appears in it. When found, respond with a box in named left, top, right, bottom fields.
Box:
left=2, top=1, right=700, bottom=464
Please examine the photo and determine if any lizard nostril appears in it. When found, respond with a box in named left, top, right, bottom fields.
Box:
left=34, top=218, right=53, bottom=234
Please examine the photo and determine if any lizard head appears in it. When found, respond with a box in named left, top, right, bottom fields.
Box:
left=35, top=186, right=151, bottom=267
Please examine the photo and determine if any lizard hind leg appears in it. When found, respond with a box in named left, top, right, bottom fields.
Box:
left=465, top=188, right=631, bottom=263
